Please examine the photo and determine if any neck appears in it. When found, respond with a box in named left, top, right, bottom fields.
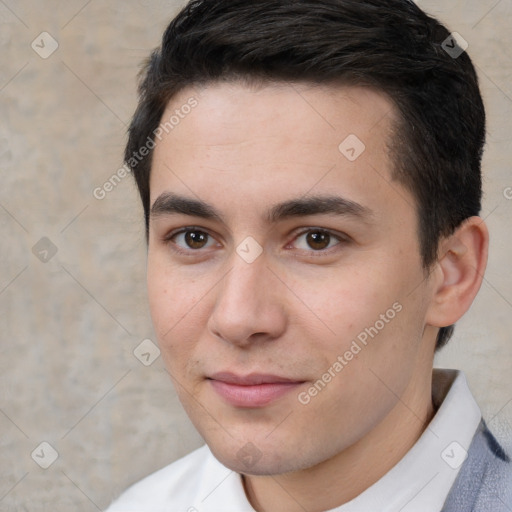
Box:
left=242, top=369, right=435, bottom=512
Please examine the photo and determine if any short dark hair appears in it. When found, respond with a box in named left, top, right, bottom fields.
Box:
left=125, top=0, right=486, bottom=351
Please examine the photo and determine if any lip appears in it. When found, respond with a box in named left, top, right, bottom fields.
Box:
left=208, top=372, right=305, bottom=407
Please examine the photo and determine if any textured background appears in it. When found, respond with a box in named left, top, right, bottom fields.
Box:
left=1, top=0, right=511, bottom=510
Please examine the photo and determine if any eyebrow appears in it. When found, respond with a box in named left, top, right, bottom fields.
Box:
left=150, top=192, right=374, bottom=225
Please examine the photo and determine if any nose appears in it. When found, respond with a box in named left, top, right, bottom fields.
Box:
left=207, top=254, right=288, bottom=348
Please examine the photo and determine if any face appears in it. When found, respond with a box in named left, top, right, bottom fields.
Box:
left=147, top=81, right=437, bottom=475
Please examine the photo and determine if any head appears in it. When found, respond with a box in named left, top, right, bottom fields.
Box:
left=125, top=0, right=488, bottom=476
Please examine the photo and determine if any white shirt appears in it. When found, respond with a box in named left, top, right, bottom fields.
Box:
left=106, top=368, right=481, bottom=512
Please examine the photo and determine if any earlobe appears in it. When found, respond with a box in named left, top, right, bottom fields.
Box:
left=425, top=217, right=489, bottom=328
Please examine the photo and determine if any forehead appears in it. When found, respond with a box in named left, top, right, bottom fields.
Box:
left=149, top=81, right=412, bottom=227
left=157, top=80, right=396, bottom=150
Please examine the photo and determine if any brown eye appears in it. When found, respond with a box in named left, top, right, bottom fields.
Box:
left=292, top=229, right=344, bottom=253
left=306, top=231, right=332, bottom=251
left=184, top=230, right=209, bottom=249
left=166, top=228, right=217, bottom=253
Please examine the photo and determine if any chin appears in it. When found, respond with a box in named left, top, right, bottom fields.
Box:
left=206, top=438, right=317, bottom=476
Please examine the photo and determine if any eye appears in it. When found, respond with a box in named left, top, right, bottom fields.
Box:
left=165, top=228, right=218, bottom=254
left=290, top=229, right=346, bottom=253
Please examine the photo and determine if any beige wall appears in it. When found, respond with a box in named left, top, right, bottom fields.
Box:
left=1, top=0, right=511, bottom=509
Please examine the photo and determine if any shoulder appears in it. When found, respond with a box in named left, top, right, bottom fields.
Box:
left=443, top=419, right=512, bottom=512
left=477, top=424, right=512, bottom=509
left=105, top=444, right=213, bottom=512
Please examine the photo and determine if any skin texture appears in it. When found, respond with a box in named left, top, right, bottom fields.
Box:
left=146, top=81, right=488, bottom=512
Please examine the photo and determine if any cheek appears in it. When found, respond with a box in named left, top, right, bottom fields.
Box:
left=290, top=267, right=392, bottom=348
left=146, top=260, right=205, bottom=351
left=298, top=262, right=424, bottom=368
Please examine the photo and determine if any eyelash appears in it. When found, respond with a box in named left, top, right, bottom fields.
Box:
left=162, top=226, right=349, bottom=258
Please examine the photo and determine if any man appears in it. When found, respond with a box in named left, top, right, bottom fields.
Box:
left=106, top=0, right=511, bottom=510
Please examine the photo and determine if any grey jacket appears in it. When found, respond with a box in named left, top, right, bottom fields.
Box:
left=441, top=419, right=512, bottom=511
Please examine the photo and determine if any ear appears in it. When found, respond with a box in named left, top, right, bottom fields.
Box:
left=425, top=216, right=489, bottom=329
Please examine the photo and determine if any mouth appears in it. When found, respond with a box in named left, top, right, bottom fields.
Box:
left=207, top=372, right=306, bottom=408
